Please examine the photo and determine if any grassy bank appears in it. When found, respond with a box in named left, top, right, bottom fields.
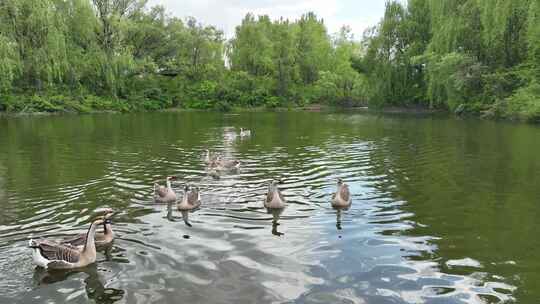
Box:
left=3, top=92, right=539, bottom=123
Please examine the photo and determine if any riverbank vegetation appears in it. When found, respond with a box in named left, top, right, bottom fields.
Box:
left=0, top=0, right=539, bottom=121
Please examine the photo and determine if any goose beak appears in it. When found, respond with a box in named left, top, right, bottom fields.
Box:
left=94, top=219, right=105, bottom=225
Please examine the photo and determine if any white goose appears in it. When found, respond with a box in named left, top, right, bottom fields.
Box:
left=29, top=218, right=106, bottom=269
left=240, top=128, right=251, bottom=137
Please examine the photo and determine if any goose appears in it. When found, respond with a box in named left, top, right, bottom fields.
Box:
left=177, top=185, right=201, bottom=211
left=213, top=156, right=241, bottom=170
left=203, top=149, right=211, bottom=164
left=62, top=209, right=115, bottom=247
left=332, top=178, right=351, bottom=208
left=29, top=218, right=107, bottom=269
left=203, top=149, right=219, bottom=165
left=264, top=180, right=286, bottom=209
left=240, top=128, right=251, bottom=137
left=154, top=176, right=177, bottom=203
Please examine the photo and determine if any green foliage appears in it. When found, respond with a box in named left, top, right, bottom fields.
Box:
left=0, top=0, right=537, bottom=119
left=360, top=0, right=540, bottom=119
left=228, top=12, right=367, bottom=107
left=423, top=52, right=484, bottom=110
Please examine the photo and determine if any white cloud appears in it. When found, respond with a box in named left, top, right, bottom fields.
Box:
left=146, top=0, right=386, bottom=39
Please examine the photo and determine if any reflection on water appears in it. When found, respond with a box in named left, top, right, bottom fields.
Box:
left=0, top=112, right=538, bottom=303
left=268, top=208, right=285, bottom=237
left=334, top=208, right=345, bottom=231
left=33, top=265, right=125, bottom=303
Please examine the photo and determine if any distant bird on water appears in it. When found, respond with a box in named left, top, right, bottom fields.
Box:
left=240, top=128, right=251, bottom=137
left=332, top=178, right=351, bottom=208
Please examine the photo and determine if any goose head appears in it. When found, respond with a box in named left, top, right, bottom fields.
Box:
left=337, top=178, right=344, bottom=186
left=268, top=180, right=278, bottom=191
left=167, top=176, right=177, bottom=181
left=98, top=208, right=115, bottom=228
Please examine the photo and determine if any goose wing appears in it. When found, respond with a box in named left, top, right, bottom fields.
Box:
left=266, top=190, right=275, bottom=204
left=61, top=233, right=86, bottom=247
left=277, top=190, right=286, bottom=203
left=35, top=240, right=81, bottom=263
left=188, top=190, right=200, bottom=206
left=340, top=185, right=351, bottom=202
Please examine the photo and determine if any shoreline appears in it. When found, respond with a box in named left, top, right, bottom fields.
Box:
left=0, top=105, right=530, bottom=123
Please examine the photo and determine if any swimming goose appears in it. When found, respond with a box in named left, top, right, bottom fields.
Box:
left=332, top=178, right=351, bottom=208
left=265, top=180, right=286, bottom=209
left=154, top=176, right=177, bottom=203
left=177, top=185, right=201, bottom=211
left=214, top=156, right=241, bottom=170
left=29, top=218, right=106, bottom=269
left=62, top=209, right=115, bottom=247
left=240, top=128, right=251, bottom=137
left=203, top=149, right=219, bottom=165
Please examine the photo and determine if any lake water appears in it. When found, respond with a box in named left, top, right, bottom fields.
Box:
left=0, top=111, right=538, bottom=303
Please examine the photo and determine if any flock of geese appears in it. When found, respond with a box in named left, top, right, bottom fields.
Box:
left=28, top=127, right=352, bottom=271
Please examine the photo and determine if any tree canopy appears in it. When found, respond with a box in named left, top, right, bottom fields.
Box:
left=0, top=0, right=538, bottom=120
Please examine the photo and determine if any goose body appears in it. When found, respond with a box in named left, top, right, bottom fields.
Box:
left=62, top=210, right=114, bottom=247
left=154, top=176, right=177, bottom=203
left=265, top=180, right=286, bottom=209
left=240, top=128, right=251, bottom=137
left=332, top=178, right=351, bottom=208
left=177, top=186, right=201, bottom=211
left=29, top=219, right=105, bottom=269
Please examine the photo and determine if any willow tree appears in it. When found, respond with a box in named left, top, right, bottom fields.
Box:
left=295, top=12, right=332, bottom=85
left=0, top=35, right=20, bottom=92
left=0, top=0, right=69, bottom=90
left=229, top=14, right=274, bottom=77
left=271, top=18, right=297, bottom=98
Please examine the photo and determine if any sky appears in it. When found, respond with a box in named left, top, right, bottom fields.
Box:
left=146, top=0, right=387, bottom=40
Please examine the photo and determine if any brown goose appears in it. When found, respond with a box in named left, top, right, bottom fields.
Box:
left=264, top=180, right=286, bottom=209
left=29, top=218, right=106, bottom=269
left=154, top=176, right=177, bottom=203
left=62, top=209, right=115, bottom=247
left=332, top=178, right=351, bottom=208
left=177, top=185, right=201, bottom=211
left=213, top=156, right=240, bottom=170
